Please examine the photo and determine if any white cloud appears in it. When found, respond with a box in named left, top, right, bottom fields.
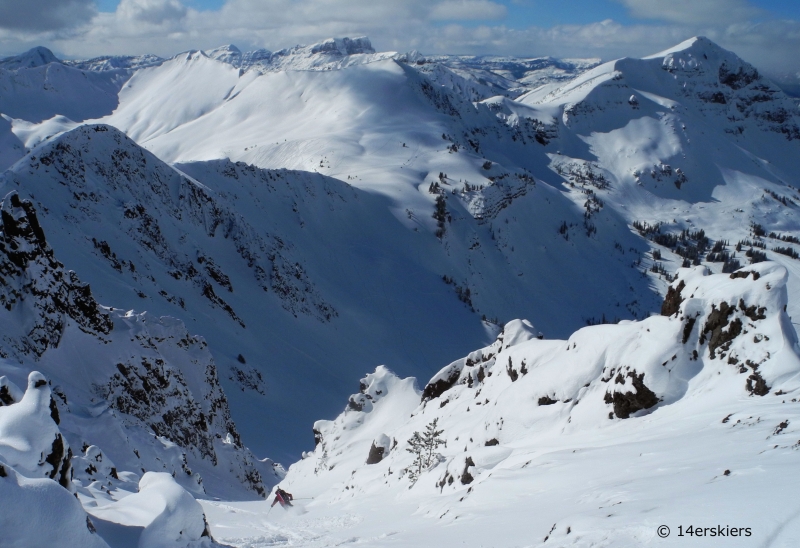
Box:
left=117, top=0, right=188, bottom=25
left=615, top=0, right=760, bottom=25
left=429, top=1, right=507, bottom=21
left=0, top=0, right=96, bottom=31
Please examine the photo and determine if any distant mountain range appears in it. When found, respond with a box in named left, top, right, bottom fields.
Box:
left=1, top=35, right=800, bottom=545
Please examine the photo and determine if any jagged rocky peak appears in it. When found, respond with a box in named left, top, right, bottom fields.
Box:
left=308, top=36, right=375, bottom=56
left=648, top=36, right=756, bottom=81
left=206, top=44, right=243, bottom=66
left=533, top=35, right=799, bottom=139
left=0, top=46, right=60, bottom=71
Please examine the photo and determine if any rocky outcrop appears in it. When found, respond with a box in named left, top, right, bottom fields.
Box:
left=6, top=125, right=335, bottom=325
left=0, top=191, right=111, bottom=359
left=0, top=192, right=280, bottom=498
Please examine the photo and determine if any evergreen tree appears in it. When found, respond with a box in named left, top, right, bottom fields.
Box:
left=405, top=418, right=445, bottom=484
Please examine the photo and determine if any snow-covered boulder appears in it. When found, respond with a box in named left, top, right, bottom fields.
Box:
left=0, top=460, right=108, bottom=548
left=73, top=444, right=119, bottom=487
left=0, top=371, right=72, bottom=488
left=90, top=472, right=211, bottom=548
left=365, top=433, right=392, bottom=464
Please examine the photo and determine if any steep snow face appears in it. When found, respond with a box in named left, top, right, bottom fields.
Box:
left=0, top=191, right=113, bottom=358
left=0, top=190, right=280, bottom=498
left=242, top=263, right=800, bottom=547
left=0, top=460, right=109, bottom=548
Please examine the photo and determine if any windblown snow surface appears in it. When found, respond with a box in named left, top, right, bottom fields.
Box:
left=1, top=35, right=800, bottom=546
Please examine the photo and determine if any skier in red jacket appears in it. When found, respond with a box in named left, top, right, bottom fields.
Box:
left=271, top=487, right=294, bottom=509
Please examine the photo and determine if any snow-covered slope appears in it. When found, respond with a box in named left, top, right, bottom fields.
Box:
left=0, top=47, right=126, bottom=125
left=224, top=262, right=800, bottom=546
left=5, top=36, right=800, bottom=464
left=0, top=34, right=800, bottom=546
left=0, top=189, right=280, bottom=499
left=413, top=54, right=600, bottom=99
left=491, top=37, right=800, bottom=322
left=0, top=459, right=109, bottom=547
left=0, top=46, right=60, bottom=71
left=1, top=121, right=665, bottom=460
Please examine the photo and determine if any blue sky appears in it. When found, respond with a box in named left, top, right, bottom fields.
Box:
left=2, top=0, right=800, bottom=78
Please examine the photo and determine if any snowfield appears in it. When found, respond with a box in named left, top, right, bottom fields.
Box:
left=0, top=34, right=799, bottom=546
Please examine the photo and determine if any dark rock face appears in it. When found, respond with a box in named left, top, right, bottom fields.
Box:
left=661, top=280, right=685, bottom=316
left=42, top=433, right=73, bottom=489
left=538, top=396, right=557, bottom=406
left=0, top=191, right=112, bottom=359
left=701, top=301, right=742, bottom=358
left=739, top=299, right=766, bottom=321
left=366, top=442, right=385, bottom=464
left=719, top=63, right=759, bottom=90
left=347, top=396, right=364, bottom=412
left=730, top=270, right=760, bottom=281
left=421, top=365, right=462, bottom=402
left=105, top=348, right=246, bottom=468
left=48, top=396, right=60, bottom=424
left=460, top=456, right=475, bottom=485
left=0, top=192, right=271, bottom=497
left=0, top=386, right=13, bottom=405
left=604, top=371, right=659, bottom=419
left=746, top=371, right=770, bottom=396
left=682, top=317, right=697, bottom=344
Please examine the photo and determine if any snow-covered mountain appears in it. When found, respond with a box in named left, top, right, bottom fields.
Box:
left=1, top=34, right=800, bottom=545
left=3, top=33, right=800, bottom=456
left=1, top=114, right=665, bottom=461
